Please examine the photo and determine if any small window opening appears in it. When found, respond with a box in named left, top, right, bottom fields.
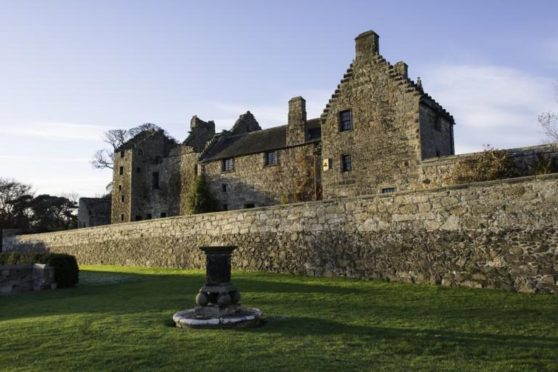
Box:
left=119, top=166, right=124, bottom=175
left=222, top=204, right=228, bottom=211
left=152, top=172, right=160, bottom=189
left=121, top=195, right=125, bottom=203
left=264, top=151, right=278, bottom=166
left=135, top=215, right=142, bottom=221
left=222, top=184, right=227, bottom=192
left=160, top=212, right=167, bottom=218
left=120, top=151, right=125, bottom=158
left=120, top=214, right=124, bottom=221
left=136, top=167, right=141, bottom=174
left=244, top=203, right=255, bottom=209
left=222, top=158, right=234, bottom=172
left=382, top=187, right=397, bottom=194
left=341, top=154, right=352, bottom=172
left=118, top=185, right=122, bottom=191
left=339, top=110, right=353, bottom=131
left=146, top=214, right=152, bottom=220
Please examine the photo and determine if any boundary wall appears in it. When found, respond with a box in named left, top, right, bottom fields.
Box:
left=6, top=174, right=558, bottom=294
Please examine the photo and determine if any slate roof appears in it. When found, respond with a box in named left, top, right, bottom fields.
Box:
left=201, top=125, right=287, bottom=162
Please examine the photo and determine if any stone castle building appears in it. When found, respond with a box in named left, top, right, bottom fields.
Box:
left=108, top=30, right=556, bottom=224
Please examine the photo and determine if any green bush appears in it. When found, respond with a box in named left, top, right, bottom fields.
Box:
left=0, top=252, right=79, bottom=288
left=186, top=175, right=218, bottom=214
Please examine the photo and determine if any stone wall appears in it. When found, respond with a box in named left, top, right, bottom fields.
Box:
left=6, top=174, right=558, bottom=294
left=420, top=144, right=558, bottom=189
left=203, top=142, right=321, bottom=210
left=0, top=264, right=55, bottom=295
left=319, top=31, right=454, bottom=199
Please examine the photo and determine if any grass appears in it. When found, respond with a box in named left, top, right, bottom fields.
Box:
left=0, top=266, right=557, bottom=371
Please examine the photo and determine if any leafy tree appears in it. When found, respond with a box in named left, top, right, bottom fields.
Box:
left=91, top=123, right=164, bottom=170
left=28, top=195, right=77, bottom=232
left=186, top=175, right=217, bottom=214
left=0, top=178, right=77, bottom=232
left=0, top=178, right=33, bottom=229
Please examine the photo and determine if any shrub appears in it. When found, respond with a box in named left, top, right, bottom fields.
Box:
left=186, top=175, right=218, bottom=214
left=0, top=252, right=79, bottom=288
left=532, top=153, right=558, bottom=175
left=447, top=146, right=519, bottom=184
left=46, top=254, right=79, bottom=288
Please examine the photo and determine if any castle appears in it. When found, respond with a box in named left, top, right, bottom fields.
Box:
left=102, top=30, right=556, bottom=225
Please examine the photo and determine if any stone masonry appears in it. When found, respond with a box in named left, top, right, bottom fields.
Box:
left=9, top=174, right=558, bottom=294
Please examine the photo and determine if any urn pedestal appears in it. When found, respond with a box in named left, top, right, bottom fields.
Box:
left=173, top=246, right=262, bottom=329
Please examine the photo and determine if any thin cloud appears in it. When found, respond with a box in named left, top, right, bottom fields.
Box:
left=421, top=64, right=556, bottom=152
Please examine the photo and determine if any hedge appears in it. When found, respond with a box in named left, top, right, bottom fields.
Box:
left=0, top=252, right=79, bottom=288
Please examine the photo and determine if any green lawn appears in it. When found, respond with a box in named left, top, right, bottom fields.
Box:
left=0, top=266, right=557, bottom=371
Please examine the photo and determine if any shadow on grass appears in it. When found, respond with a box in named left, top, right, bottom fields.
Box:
left=252, top=316, right=558, bottom=352
left=2, top=268, right=557, bottom=341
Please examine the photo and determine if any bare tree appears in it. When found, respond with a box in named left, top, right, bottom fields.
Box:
left=538, top=81, right=558, bottom=143
left=91, top=123, right=164, bottom=170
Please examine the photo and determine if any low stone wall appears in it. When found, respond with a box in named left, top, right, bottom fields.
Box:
left=6, top=174, right=558, bottom=294
left=0, top=264, right=55, bottom=295
left=420, top=144, right=558, bottom=188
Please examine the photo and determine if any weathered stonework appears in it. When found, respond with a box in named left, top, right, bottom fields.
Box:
left=420, top=144, right=558, bottom=189
left=78, top=197, right=111, bottom=228
left=8, top=174, right=558, bottom=294
left=204, top=142, right=320, bottom=209
left=0, top=264, right=55, bottom=295
left=320, top=30, right=454, bottom=199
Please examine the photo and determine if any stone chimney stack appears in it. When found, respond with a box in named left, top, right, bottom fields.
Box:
left=287, top=96, right=307, bottom=146
left=355, top=30, right=379, bottom=60
left=394, top=61, right=408, bottom=79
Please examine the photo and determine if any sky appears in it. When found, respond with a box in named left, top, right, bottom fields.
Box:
left=0, top=0, right=557, bottom=197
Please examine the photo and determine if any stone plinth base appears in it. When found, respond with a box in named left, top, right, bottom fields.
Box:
left=173, top=305, right=262, bottom=329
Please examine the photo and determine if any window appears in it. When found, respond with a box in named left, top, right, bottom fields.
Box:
left=119, top=166, right=124, bottom=175
left=152, top=172, right=160, bottom=189
left=118, top=185, right=122, bottom=191
left=136, top=167, right=141, bottom=174
left=146, top=214, right=152, bottom=220
left=222, top=204, right=228, bottom=211
left=339, top=110, right=353, bottom=131
left=341, top=154, right=352, bottom=172
left=138, top=149, right=143, bottom=155
left=120, top=214, right=124, bottom=221
left=307, top=127, right=321, bottom=140
left=244, top=203, right=255, bottom=209
left=121, top=195, right=125, bottom=203
left=222, top=184, right=227, bottom=192
left=382, top=187, right=396, bottom=194
left=120, top=151, right=125, bottom=158
left=264, top=151, right=278, bottom=166
left=155, top=156, right=162, bottom=164
left=135, top=215, right=142, bottom=221
left=160, top=212, right=167, bottom=218
left=222, top=158, right=234, bottom=172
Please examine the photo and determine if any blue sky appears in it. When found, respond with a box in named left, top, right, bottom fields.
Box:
left=0, top=0, right=557, bottom=197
